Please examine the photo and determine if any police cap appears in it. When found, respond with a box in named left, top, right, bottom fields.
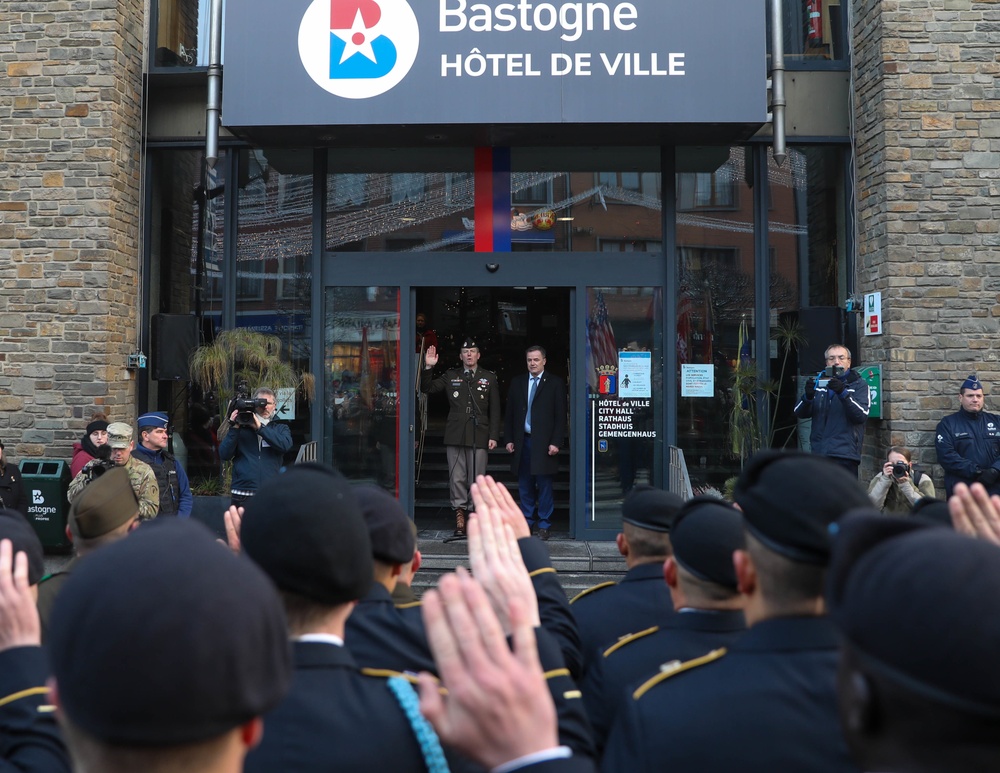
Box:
left=48, top=518, right=291, bottom=745
left=137, top=411, right=170, bottom=431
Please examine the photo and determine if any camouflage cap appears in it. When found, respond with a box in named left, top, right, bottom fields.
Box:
left=69, top=467, right=139, bottom=539
left=106, top=422, right=133, bottom=449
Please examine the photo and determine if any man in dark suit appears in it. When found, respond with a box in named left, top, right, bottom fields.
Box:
left=505, top=345, right=566, bottom=540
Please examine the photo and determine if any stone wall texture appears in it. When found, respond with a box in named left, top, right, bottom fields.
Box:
left=0, top=0, right=144, bottom=459
left=854, top=0, right=1000, bottom=487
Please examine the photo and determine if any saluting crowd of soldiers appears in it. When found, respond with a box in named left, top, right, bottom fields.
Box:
left=4, top=344, right=1000, bottom=771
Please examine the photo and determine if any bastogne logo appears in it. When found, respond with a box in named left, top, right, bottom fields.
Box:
left=299, top=0, right=419, bottom=99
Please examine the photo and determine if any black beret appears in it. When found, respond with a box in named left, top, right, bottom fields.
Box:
left=734, top=451, right=871, bottom=565
left=910, top=497, right=952, bottom=528
left=621, top=486, right=684, bottom=533
left=48, top=518, right=290, bottom=746
left=241, top=463, right=373, bottom=605
left=355, top=484, right=416, bottom=565
left=670, top=497, right=745, bottom=590
left=0, top=509, right=44, bottom=585
left=828, top=513, right=1000, bottom=717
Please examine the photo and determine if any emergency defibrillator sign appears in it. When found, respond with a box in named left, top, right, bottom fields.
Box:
left=223, top=0, right=767, bottom=127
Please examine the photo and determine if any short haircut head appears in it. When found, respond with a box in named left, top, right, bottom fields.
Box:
left=745, top=531, right=826, bottom=609
left=253, top=387, right=275, bottom=400
left=526, top=345, right=546, bottom=358
left=622, top=521, right=672, bottom=560
left=824, top=344, right=851, bottom=360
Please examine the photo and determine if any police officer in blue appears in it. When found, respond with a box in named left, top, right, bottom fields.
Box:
left=935, top=374, right=1000, bottom=497
left=570, top=487, right=682, bottom=670
left=133, top=411, right=192, bottom=517
left=794, top=344, right=871, bottom=477
left=601, top=451, right=871, bottom=773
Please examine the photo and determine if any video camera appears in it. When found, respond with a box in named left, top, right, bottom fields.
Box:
left=230, top=382, right=269, bottom=427
left=816, top=365, right=846, bottom=388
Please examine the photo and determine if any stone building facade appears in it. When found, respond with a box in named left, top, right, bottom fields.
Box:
left=1, top=0, right=144, bottom=457
left=855, top=0, right=1000, bottom=481
left=2, top=0, right=996, bottom=497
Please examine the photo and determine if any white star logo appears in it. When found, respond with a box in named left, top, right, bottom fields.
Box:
left=331, top=8, right=378, bottom=64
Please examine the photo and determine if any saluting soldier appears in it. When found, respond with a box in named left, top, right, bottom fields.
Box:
left=68, top=422, right=159, bottom=520
left=570, top=487, right=682, bottom=669
left=421, top=337, right=500, bottom=537
left=602, top=452, right=871, bottom=773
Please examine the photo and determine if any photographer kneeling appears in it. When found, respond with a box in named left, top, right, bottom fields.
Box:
left=867, top=446, right=936, bottom=514
left=219, top=387, right=292, bottom=508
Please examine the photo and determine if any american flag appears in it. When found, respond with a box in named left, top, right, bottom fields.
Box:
left=588, top=290, right=618, bottom=370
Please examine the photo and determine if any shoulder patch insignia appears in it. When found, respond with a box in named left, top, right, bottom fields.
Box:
left=569, top=581, right=616, bottom=604
left=602, top=626, right=660, bottom=658
left=631, top=648, right=728, bottom=701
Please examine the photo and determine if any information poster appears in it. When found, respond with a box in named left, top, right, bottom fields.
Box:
left=618, top=351, right=651, bottom=398
left=275, top=387, right=296, bottom=420
left=681, top=364, right=715, bottom=397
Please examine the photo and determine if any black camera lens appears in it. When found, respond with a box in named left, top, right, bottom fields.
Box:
left=892, top=461, right=909, bottom=478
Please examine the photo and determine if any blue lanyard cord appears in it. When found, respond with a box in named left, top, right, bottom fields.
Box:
left=387, top=676, right=451, bottom=773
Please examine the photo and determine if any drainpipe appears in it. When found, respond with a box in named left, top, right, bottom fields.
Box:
left=205, top=0, right=224, bottom=169
left=770, top=0, right=787, bottom=166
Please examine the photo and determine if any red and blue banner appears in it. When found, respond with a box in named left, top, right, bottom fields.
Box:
left=474, top=147, right=511, bottom=253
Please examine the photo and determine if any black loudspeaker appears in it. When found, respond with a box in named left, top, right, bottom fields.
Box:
left=152, top=314, right=199, bottom=381
left=798, top=307, right=845, bottom=375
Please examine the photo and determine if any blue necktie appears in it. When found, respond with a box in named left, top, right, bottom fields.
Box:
left=526, top=376, right=538, bottom=433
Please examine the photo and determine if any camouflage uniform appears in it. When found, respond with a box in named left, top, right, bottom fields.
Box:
left=68, top=453, right=160, bottom=520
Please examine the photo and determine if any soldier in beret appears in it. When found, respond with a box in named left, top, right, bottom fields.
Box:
left=582, top=497, right=747, bottom=754
left=570, top=486, right=682, bottom=670
left=829, top=513, right=1000, bottom=772
left=603, top=451, right=870, bottom=773
left=240, top=466, right=451, bottom=773
left=46, top=519, right=290, bottom=772
left=36, top=467, right=140, bottom=640
left=67, top=422, right=159, bottom=520
left=421, top=337, right=501, bottom=538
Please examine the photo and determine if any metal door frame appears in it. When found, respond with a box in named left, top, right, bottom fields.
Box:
left=320, top=251, right=666, bottom=539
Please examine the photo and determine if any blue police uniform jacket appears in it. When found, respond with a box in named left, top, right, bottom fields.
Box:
left=935, top=407, right=1000, bottom=496
left=793, top=370, right=871, bottom=462
left=570, top=563, right=674, bottom=670
left=601, top=616, right=860, bottom=773
left=131, top=444, right=193, bottom=517
left=218, top=420, right=292, bottom=493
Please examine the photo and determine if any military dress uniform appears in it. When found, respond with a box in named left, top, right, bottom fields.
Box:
left=570, top=562, right=674, bottom=665
left=601, top=616, right=858, bottom=773
left=420, top=361, right=500, bottom=520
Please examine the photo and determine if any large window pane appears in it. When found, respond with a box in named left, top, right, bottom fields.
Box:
left=585, top=287, right=663, bottom=530
left=674, top=146, right=755, bottom=494
left=324, top=287, right=401, bottom=492
left=235, top=148, right=314, bottom=454
left=154, top=0, right=211, bottom=67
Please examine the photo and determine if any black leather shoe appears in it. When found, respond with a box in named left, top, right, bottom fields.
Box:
left=538, top=528, right=550, bottom=541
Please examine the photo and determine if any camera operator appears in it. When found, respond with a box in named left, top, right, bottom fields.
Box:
left=219, top=387, right=292, bottom=508
left=867, top=446, right=936, bottom=514
left=67, top=423, right=160, bottom=520
left=793, top=344, right=871, bottom=477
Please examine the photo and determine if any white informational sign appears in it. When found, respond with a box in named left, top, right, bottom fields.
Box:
left=618, top=351, right=652, bottom=398
left=275, top=387, right=296, bottom=421
left=681, top=364, right=715, bottom=397
left=864, top=291, right=883, bottom=336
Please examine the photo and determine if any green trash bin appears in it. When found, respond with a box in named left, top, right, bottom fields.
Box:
left=19, top=459, right=72, bottom=552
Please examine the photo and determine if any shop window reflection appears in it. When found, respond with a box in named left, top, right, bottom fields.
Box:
left=154, top=0, right=211, bottom=67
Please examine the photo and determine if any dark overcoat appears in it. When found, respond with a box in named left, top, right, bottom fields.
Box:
left=504, top=371, right=567, bottom=477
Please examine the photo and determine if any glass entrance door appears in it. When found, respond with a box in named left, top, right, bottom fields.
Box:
left=322, top=253, right=664, bottom=540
